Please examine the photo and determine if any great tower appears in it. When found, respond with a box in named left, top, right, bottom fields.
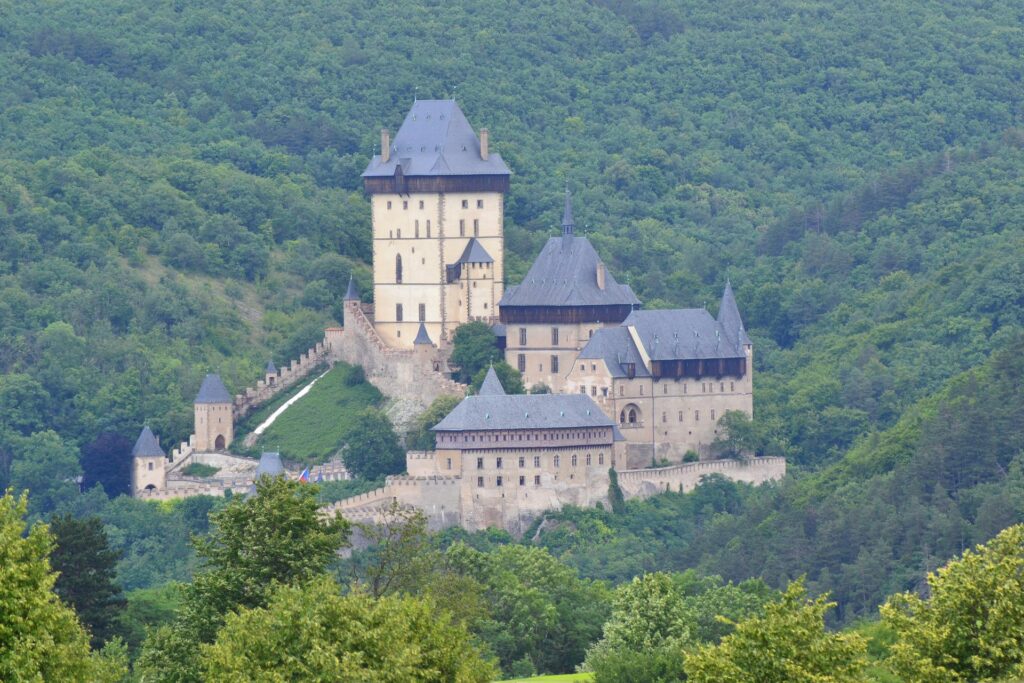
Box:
left=362, top=100, right=510, bottom=348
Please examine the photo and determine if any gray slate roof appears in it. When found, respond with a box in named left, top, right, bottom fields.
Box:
left=499, top=235, right=640, bottom=308
left=195, top=374, right=232, bottom=404
left=344, top=275, right=359, bottom=301
left=717, top=280, right=752, bottom=348
left=478, top=366, right=506, bottom=395
left=413, top=323, right=434, bottom=346
left=456, top=238, right=494, bottom=264
left=265, top=360, right=277, bottom=375
left=433, top=393, right=617, bottom=433
left=255, top=452, right=285, bottom=477
left=362, top=100, right=510, bottom=178
left=132, top=426, right=165, bottom=458
left=624, top=308, right=746, bottom=360
left=578, top=327, right=651, bottom=378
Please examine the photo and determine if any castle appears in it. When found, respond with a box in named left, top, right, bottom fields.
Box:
left=131, top=100, right=784, bottom=533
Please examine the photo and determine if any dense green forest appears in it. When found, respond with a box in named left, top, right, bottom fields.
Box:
left=1, top=0, right=1023, bottom=679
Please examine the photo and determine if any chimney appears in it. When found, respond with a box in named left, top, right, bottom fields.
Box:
left=596, top=261, right=606, bottom=290
left=480, top=128, right=489, bottom=160
left=381, top=128, right=390, bottom=163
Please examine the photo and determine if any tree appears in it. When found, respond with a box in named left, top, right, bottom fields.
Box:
left=80, top=431, right=133, bottom=497
left=882, top=524, right=1024, bottom=683
left=342, top=408, right=405, bottom=479
left=450, top=321, right=500, bottom=383
left=608, top=468, right=626, bottom=514
left=9, top=430, right=82, bottom=516
left=350, top=502, right=436, bottom=597
left=406, top=394, right=461, bottom=451
left=470, top=361, right=525, bottom=394
left=136, top=477, right=350, bottom=682
left=685, top=579, right=867, bottom=683
left=712, top=411, right=762, bottom=458
left=49, top=514, right=126, bottom=647
left=0, top=490, right=125, bottom=682
left=202, top=575, right=498, bottom=682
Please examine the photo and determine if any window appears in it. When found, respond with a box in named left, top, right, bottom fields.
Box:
left=684, top=383, right=688, bottom=394
left=518, top=354, right=526, bottom=372
left=580, top=386, right=587, bottom=394
left=415, top=220, right=419, bottom=238
left=554, top=455, right=560, bottom=467
left=477, top=476, right=484, bottom=487
left=473, top=219, right=479, bottom=236
left=598, top=453, right=605, bottom=465
left=519, top=327, right=526, bottom=345
left=533, top=456, right=540, bottom=467
left=387, top=200, right=392, bottom=209
left=496, top=457, right=503, bottom=469
left=664, top=384, right=668, bottom=394
left=731, top=381, right=735, bottom=392
left=477, top=199, right=484, bottom=208
left=678, top=411, right=684, bottom=422
left=551, top=327, right=559, bottom=345
left=419, top=200, right=424, bottom=209
left=591, top=386, right=597, bottom=396
left=519, top=456, right=525, bottom=467
left=619, top=385, right=624, bottom=396
left=477, top=457, right=484, bottom=470
left=662, top=412, right=667, bottom=423
left=640, top=385, right=644, bottom=396
left=695, top=410, right=700, bottom=421
left=551, top=355, right=559, bottom=373
left=461, top=199, right=469, bottom=209
left=397, top=229, right=401, bottom=238
left=702, top=383, right=706, bottom=392
left=534, top=475, right=541, bottom=486
left=446, top=458, right=452, bottom=470
left=396, top=304, right=403, bottom=322
left=571, top=454, right=577, bottom=467
left=148, top=461, right=154, bottom=471
left=586, top=453, right=591, bottom=465
left=496, top=476, right=503, bottom=487
left=459, top=219, right=465, bottom=236
left=395, top=254, right=402, bottom=283
left=711, top=409, right=716, bottom=420
left=403, top=200, right=408, bottom=210
left=418, top=303, right=425, bottom=322
left=519, top=476, right=525, bottom=486
left=538, top=362, right=543, bottom=372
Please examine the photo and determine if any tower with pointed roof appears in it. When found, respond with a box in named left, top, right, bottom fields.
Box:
left=193, top=373, right=234, bottom=452
left=131, top=425, right=167, bottom=494
left=500, top=189, right=640, bottom=391
left=362, top=100, right=510, bottom=348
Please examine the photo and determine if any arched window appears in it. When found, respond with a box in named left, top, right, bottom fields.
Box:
left=628, top=409, right=637, bottom=424
left=619, top=403, right=641, bottom=426
left=395, top=254, right=403, bottom=283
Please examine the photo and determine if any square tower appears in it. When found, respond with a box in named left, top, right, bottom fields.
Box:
left=193, top=373, right=234, bottom=452
left=363, top=100, right=510, bottom=348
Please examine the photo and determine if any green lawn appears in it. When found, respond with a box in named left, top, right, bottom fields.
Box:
left=254, top=363, right=383, bottom=463
left=498, top=675, right=593, bottom=683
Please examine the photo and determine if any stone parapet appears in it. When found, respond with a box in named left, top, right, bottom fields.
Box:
left=617, top=456, right=786, bottom=500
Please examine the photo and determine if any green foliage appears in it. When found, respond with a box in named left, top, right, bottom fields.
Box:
left=711, top=411, right=764, bottom=458
left=49, top=514, right=126, bottom=647
left=136, top=477, right=350, bottom=682
left=202, top=575, right=498, bottom=682
left=180, top=462, right=219, bottom=478
left=8, top=430, right=82, bottom=516
left=685, top=579, right=868, bottom=682
left=406, top=394, right=462, bottom=451
left=118, top=584, right=181, bottom=660
left=0, top=490, right=125, bottom=682
left=253, top=363, right=383, bottom=463
left=341, top=407, right=405, bottom=479
left=607, top=469, right=625, bottom=514
left=471, top=361, right=526, bottom=395
left=451, top=321, right=501, bottom=383
left=315, top=477, right=385, bottom=504
left=882, top=524, right=1024, bottom=682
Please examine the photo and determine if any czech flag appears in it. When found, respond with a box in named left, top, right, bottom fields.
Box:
left=298, top=468, right=310, bottom=483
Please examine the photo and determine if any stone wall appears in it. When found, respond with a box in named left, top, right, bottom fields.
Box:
left=616, top=456, right=786, bottom=500
left=233, top=340, right=332, bottom=421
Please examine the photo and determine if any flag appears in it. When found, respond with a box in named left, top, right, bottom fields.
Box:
left=298, top=468, right=309, bottom=483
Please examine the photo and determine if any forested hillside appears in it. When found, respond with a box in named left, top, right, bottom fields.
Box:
left=1, top=0, right=1023, bottom=655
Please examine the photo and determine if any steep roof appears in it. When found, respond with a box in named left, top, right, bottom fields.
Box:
left=195, top=374, right=232, bottom=404
left=578, top=327, right=651, bottom=378
left=478, top=366, right=506, bottom=395
left=716, top=280, right=752, bottom=348
left=265, top=360, right=277, bottom=375
left=456, top=238, right=494, bottom=264
left=363, top=100, right=510, bottom=178
left=132, top=426, right=165, bottom=458
left=562, top=188, right=575, bottom=236
left=499, top=235, right=640, bottom=308
left=413, top=323, right=433, bottom=346
left=624, top=309, right=746, bottom=360
left=255, top=452, right=285, bottom=477
left=344, top=275, right=360, bottom=301
left=433, top=393, right=617, bottom=433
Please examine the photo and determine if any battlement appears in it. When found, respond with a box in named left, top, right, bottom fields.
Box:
left=617, top=456, right=785, bottom=500
left=233, top=339, right=331, bottom=421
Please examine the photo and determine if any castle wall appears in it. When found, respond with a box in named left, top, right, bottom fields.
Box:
left=616, top=456, right=786, bottom=500
left=505, top=321, right=621, bottom=392
left=193, top=402, right=233, bottom=452
left=232, top=341, right=331, bottom=421
left=132, top=456, right=166, bottom=494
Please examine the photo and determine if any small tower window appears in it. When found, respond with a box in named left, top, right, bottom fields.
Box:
left=396, top=304, right=403, bottom=322
left=415, top=220, right=419, bottom=238
left=387, top=200, right=392, bottom=209
left=519, top=327, right=526, bottom=345
left=518, top=354, right=526, bottom=372
left=426, top=220, right=431, bottom=238
left=473, top=219, right=479, bottom=236
left=419, top=200, right=425, bottom=209
left=551, top=356, right=559, bottom=373
left=395, top=254, right=403, bottom=283
left=459, top=219, right=465, bottom=237
left=148, top=462, right=154, bottom=471
left=418, top=303, right=425, bottom=322
left=462, top=199, right=469, bottom=209
left=477, top=199, right=484, bottom=208
left=403, top=200, right=408, bottom=210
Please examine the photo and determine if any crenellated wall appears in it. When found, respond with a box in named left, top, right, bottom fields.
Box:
left=233, top=340, right=332, bottom=421
left=616, top=456, right=786, bottom=500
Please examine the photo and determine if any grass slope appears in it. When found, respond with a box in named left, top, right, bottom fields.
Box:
left=253, top=363, right=382, bottom=463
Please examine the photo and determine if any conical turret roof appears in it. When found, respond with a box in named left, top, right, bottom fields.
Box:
left=413, top=323, right=434, bottom=346
left=265, top=360, right=277, bottom=375
left=195, top=374, right=232, bottom=404
left=344, top=275, right=360, bottom=301
left=716, top=280, right=751, bottom=349
left=478, top=366, right=506, bottom=396
left=132, top=426, right=165, bottom=458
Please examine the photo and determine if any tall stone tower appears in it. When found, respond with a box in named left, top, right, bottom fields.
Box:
left=131, top=425, right=166, bottom=494
left=362, top=100, right=511, bottom=348
left=193, top=373, right=233, bottom=452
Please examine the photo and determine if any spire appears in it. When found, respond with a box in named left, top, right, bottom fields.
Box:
left=132, top=426, right=165, bottom=458
left=717, top=279, right=751, bottom=348
left=194, top=374, right=232, bottom=404
left=344, top=275, right=359, bottom=301
left=478, top=365, right=506, bottom=396
left=413, top=322, right=433, bottom=346
left=265, top=360, right=277, bottom=375
left=561, top=187, right=574, bottom=236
